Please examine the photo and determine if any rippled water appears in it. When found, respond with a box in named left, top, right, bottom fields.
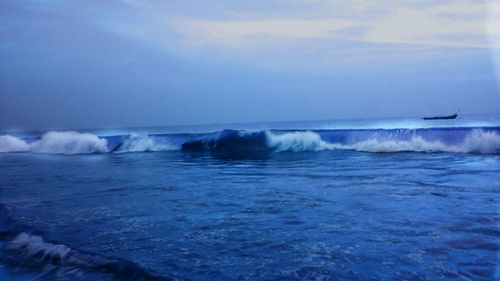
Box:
left=1, top=117, right=499, bottom=280
left=1, top=149, right=499, bottom=280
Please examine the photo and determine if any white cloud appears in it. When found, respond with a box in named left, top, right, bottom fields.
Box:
left=174, top=18, right=355, bottom=48
left=171, top=1, right=500, bottom=50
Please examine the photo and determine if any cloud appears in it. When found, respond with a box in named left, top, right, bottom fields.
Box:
left=174, top=18, right=355, bottom=48
left=172, top=1, right=500, bottom=50
left=13, top=0, right=496, bottom=69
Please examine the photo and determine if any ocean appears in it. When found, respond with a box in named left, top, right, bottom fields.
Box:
left=0, top=116, right=499, bottom=280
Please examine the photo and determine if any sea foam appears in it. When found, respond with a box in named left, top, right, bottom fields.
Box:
left=0, top=131, right=108, bottom=154
left=5, top=232, right=169, bottom=280
left=266, top=131, right=339, bottom=152
left=0, top=135, right=30, bottom=152
left=30, top=131, right=109, bottom=154
left=7, top=232, right=71, bottom=262
left=114, top=134, right=178, bottom=153
left=1, top=128, right=499, bottom=155
left=265, top=129, right=500, bottom=154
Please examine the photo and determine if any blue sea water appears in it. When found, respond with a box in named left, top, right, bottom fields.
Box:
left=0, top=116, right=499, bottom=280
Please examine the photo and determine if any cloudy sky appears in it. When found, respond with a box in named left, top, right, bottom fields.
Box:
left=1, top=0, right=499, bottom=130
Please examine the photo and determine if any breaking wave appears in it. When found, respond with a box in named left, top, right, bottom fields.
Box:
left=0, top=132, right=178, bottom=154
left=113, top=134, right=178, bottom=153
left=268, top=129, right=500, bottom=154
left=4, top=232, right=169, bottom=280
left=31, top=131, right=109, bottom=154
left=1, top=128, right=499, bottom=155
left=266, top=131, right=340, bottom=152
left=0, top=203, right=173, bottom=281
left=7, top=232, right=71, bottom=263
left=0, top=131, right=107, bottom=154
left=341, top=130, right=500, bottom=154
left=181, top=129, right=500, bottom=155
left=0, top=135, right=30, bottom=152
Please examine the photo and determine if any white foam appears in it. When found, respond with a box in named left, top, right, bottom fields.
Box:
left=0, top=135, right=30, bottom=152
left=348, top=129, right=500, bottom=154
left=0, top=132, right=108, bottom=154
left=347, top=136, right=451, bottom=153
left=115, top=134, right=178, bottom=153
left=460, top=129, right=500, bottom=154
left=30, top=131, right=109, bottom=154
left=7, top=232, right=71, bottom=261
left=0, top=131, right=177, bottom=154
left=266, top=131, right=339, bottom=152
left=1, top=129, right=499, bottom=155
left=266, top=130, right=500, bottom=154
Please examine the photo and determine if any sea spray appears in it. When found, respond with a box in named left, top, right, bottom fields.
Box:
left=30, top=131, right=109, bottom=154
left=0, top=135, right=30, bottom=153
left=1, top=127, right=499, bottom=155
left=114, top=134, right=178, bottom=153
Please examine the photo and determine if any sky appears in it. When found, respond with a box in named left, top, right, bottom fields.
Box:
left=1, top=0, right=500, bottom=130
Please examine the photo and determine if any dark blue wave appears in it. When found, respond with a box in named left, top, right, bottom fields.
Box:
left=0, top=205, right=177, bottom=281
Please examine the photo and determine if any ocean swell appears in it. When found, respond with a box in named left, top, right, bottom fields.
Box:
left=181, top=130, right=270, bottom=156
left=341, top=129, right=500, bottom=154
left=3, top=232, right=172, bottom=280
left=247, top=129, right=500, bottom=154
left=1, top=128, right=499, bottom=155
left=0, top=132, right=178, bottom=155
left=0, top=203, right=173, bottom=280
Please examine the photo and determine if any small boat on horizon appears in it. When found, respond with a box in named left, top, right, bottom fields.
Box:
left=422, top=112, right=458, bottom=120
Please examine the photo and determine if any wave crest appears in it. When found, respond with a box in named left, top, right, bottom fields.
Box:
left=460, top=129, right=500, bottom=154
left=347, top=129, right=500, bottom=154
left=5, top=232, right=170, bottom=280
left=0, top=132, right=108, bottom=154
left=115, top=134, right=178, bottom=153
left=30, top=131, right=109, bottom=154
left=0, top=135, right=30, bottom=153
left=266, top=131, right=338, bottom=152
left=7, top=232, right=71, bottom=262
left=266, top=129, right=500, bottom=154
left=1, top=128, right=499, bottom=155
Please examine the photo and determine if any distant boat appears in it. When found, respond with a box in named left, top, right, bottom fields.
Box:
left=422, top=112, right=458, bottom=120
